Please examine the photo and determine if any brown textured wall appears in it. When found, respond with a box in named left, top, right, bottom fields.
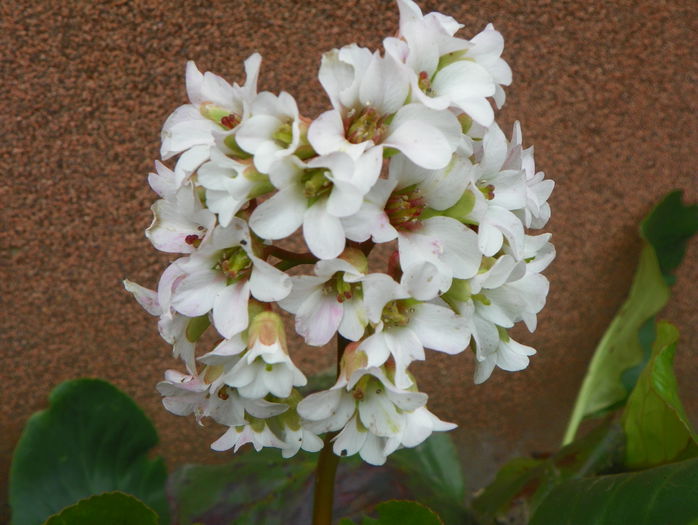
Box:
left=3, top=0, right=697, bottom=518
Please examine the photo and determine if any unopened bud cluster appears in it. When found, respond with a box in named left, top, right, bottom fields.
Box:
left=126, top=0, right=554, bottom=465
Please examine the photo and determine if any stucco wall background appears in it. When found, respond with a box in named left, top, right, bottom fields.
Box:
left=2, top=0, right=696, bottom=519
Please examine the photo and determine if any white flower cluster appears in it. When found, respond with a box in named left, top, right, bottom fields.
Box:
left=126, top=0, right=554, bottom=465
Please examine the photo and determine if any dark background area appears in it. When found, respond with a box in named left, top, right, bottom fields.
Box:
left=2, top=0, right=696, bottom=520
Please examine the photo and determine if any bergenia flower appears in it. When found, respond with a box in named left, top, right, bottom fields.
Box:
left=126, top=0, right=554, bottom=465
left=170, top=219, right=291, bottom=338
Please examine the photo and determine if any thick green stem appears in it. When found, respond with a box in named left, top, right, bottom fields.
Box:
left=312, top=336, right=350, bottom=525
left=312, top=432, right=340, bottom=525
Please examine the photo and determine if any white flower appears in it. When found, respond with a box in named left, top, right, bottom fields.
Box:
left=509, top=122, right=554, bottom=229
left=124, top=278, right=197, bottom=373
left=235, top=91, right=303, bottom=173
left=160, top=54, right=261, bottom=173
left=278, top=248, right=369, bottom=345
left=156, top=368, right=287, bottom=425
left=145, top=183, right=215, bottom=253
left=196, top=148, right=272, bottom=227
left=310, top=45, right=461, bottom=169
left=249, top=148, right=382, bottom=259
left=474, top=335, right=536, bottom=384
left=170, top=220, right=291, bottom=338
left=359, top=274, right=470, bottom=388
left=221, top=312, right=307, bottom=399
left=298, top=349, right=453, bottom=465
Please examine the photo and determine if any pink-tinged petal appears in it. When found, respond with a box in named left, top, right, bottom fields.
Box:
left=303, top=200, right=346, bottom=260
left=410, top=303, right=470, bottom=354
left=423, top=216, right=481, bottom=279
left=338, top=296, right=366, bottom=341
left=308, top=110, right=348, bottom=155
left=295, top=288, right=343, bottom=346
left=212, top=281, right=250, bottom=338
left=123, top=280, right=162, bottom=316
left=249, top=256, right=292, bottom=302
left=278, top=276, right=325, bottom=314
left=157, top=261, right=188, bottom=313
left=172, top=269, right=225, bottom=317
left=249, top=185, right=306, bottom=240
left=384, top=104, right=461, bottom=169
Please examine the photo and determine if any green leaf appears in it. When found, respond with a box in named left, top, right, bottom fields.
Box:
left=622, top=321, right=698, bottom=468
left=389, top=433, right=467, bottom=522
left=473, top=420, right=624, bottom=524
left=530, top=457, right=698, bottom=525
left=563, top=190, right=698, bottom=444
left=345, top=500, right=444, bottom=525
left=640, top=190, right=698, bottom=285
left=43, top=492, right=158, bottom=525
left=168, top=448, right=316, bottom=525
left=9, top=379, right=168, bottom=525
left=170, top=439, right=466, bottom=524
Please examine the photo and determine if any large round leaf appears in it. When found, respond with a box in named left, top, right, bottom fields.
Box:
left=9, top=379, right=168, bottom=525
left=44, top=492, right=158, bottom=525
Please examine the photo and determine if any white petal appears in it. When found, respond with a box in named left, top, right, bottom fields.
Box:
left=123, top=280, right=162, bottom=316
left=249, top=257, right=292, bottom=302
left=410, top=303, right=470, bottom=354
left=277, top=276, right=325, bottom=314
left=308, top=110, right=347, bottom=155
left=333, top=416, right=367, bottom=458
left=295, top=289, right=343, bottom=346
left=358, top=388, right=404, bottom=437
left=212, top=281, right=250, bottom=338
left=303, top=200, right=346, bottom=259
left=172, top=270, right=225, bottom=317
left=384, top=104, right=460, bottom=170
left=249, top=186, right=306, bottom=240
left=338, top=296, right=366, bottom=341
